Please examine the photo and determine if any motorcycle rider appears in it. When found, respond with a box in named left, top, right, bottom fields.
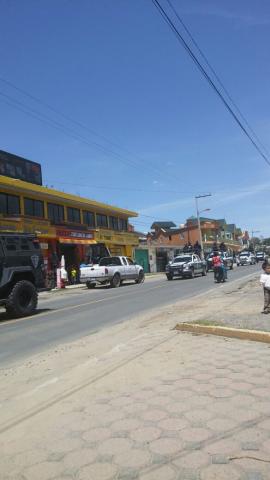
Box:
left=212, top=251, right=227, bottom=282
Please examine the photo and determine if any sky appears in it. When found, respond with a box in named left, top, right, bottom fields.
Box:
left=1, top=0, right=270, bottom=236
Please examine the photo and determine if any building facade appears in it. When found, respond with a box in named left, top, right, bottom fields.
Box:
left=0, top=175, right=139, bottom=284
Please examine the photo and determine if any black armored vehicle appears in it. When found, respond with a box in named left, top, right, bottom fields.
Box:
left=0, top=233, right=45, bottom=317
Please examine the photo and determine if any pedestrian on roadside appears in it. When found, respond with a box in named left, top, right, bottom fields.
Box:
left=70, top=266, right=77, bottom=285
left=260, top=263, right=270, bottom=314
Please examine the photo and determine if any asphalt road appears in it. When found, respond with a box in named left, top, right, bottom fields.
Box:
left=0, top=264, right=259, bottom=366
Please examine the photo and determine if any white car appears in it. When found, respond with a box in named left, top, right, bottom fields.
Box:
left=80, top=256, right=145, bottom=288
left=239, top=252, right=256, bottom=265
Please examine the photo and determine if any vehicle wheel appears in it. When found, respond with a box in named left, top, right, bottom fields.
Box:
left=6, top=280, right=38, bottom=318
left=166, top=274, right=173, bottom=281
left=86, top=282, right=96, bottom=289
left=136, top=271, right=145, bottom=284
left=190, top=269, right=195, bottom=279
left=110, top=273, right=121, bottom=288
left=201, top=267, right=207, bottom=276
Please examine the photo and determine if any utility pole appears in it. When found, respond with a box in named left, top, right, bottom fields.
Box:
left=195, top=194, right=212, bottom=259
left=251, top=230, right=260, bottom=252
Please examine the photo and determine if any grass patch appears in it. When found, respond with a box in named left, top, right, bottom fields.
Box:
left=190, top=319, right=225, bottom=327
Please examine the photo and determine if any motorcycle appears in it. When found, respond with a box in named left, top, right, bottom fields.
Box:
left=214, top=266, right=226, bottom=283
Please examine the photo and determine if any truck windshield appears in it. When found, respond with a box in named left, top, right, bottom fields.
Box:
left=99, top=257, right=121, bottom=266
left=174, top=256, right=192, bottom=263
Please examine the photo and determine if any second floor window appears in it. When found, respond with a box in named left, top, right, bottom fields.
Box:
left=48, top=203, right=64, bottom=224
left=67, top=207, right=81, bottom=223
left=83, top=211, right=95, bottom=227
left=24, top=198, right=44, bottom=218
left=109, top=216, right=119, bottom=230
left=96, top=214, right=108, bottom=228
left=119, top=218, right=128, bottom=231
left=0, top=193, right=20, bottom=215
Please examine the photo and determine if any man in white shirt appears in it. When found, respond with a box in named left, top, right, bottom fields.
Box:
left=260, top=264, right=270, bottom=314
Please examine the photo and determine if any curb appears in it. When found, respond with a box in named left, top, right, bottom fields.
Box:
left=175, top=323, right=270, bottom=344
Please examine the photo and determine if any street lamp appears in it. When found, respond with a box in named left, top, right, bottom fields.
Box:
left=195, top=194, right=212, bottom=259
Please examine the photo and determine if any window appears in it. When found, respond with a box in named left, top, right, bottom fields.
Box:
left=47, top=203, right=64, bottom=223
left=99, top=257, right=121, bottom=266
left=109, top=216, right=119, bottom=230
left=119, top=218, right=128, bottom=231
left=127, top=258, right=134, bottom=265
left=24, top=198, right=44, bottom=218
left=96, top=214, right=108, bottom=228
left=83, top=211, right=95, bottom=227
left=0, top=193, right=20, bottom=215
left=67, top=207, right=81, bottom=223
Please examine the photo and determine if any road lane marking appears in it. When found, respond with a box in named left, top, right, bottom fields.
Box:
left=0, top=284, right=165, bottom=328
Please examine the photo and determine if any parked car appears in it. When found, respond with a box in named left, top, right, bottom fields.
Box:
left=165, top=254, right=207, bottom=280
left=206, top=251, right=234, bottom=271
left=80, top=256, right=144, bottom=288
left=239, top=252, right=256, bottom=265
left=255, top=251, right=265, bottom=262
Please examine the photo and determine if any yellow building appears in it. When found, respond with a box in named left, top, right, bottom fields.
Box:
left=0, top=175, right=139, bottom=280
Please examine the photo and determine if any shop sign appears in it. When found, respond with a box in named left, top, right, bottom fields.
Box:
left=57, top=230, right=93, bottom=239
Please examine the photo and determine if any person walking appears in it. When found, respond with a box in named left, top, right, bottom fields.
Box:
left=260, top=263, right=270, bottom=314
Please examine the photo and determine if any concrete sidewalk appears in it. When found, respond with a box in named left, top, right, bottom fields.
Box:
left=1, top=272, right=270, bottom=480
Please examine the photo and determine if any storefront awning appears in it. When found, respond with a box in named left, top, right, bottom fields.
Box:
left=59, top=238, right=97, bottom=245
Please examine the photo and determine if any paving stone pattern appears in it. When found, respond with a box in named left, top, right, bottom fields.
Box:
left=1, top=334, right=270, bottom=480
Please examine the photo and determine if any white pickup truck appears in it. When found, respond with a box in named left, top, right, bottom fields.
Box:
left=80, top=256, right=145, bottom=289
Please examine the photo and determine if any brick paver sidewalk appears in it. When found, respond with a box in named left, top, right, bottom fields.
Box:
left=2, top=330, right=270, bottom=480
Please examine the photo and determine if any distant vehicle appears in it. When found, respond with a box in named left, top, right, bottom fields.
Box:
left=206, top=251, right=234, bottom=271
left=239, top=252, right=256, bottom=265
left=0, top=233, right=45, bottom=317
left=165, top=254, right=207, bottom=280
left=255, top=251, right=265, bottom=262
left=80, top=256, right=144, bottom=288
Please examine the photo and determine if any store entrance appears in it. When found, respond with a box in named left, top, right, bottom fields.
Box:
left=59, top=244, right=79, bottom=283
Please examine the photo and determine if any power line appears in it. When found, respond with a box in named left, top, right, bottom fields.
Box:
left=0, top=76, right=188, bottom=187
left=165, top=0, right=270, bottom=158
left=151, top=0, right=270, bottom=168
left=0, top=91, right=148, bottom=173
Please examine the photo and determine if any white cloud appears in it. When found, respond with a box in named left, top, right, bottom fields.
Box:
left=138, top=181, right=270, bottom=217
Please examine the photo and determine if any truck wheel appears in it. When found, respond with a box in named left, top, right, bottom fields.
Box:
left=136, top=271, right=145, bottom=284
left=6, top=280, right=38, bottom=318
left=86, top=282, right=96, bottom=289
left=110, top=273, right=121, bottom=288
left=166, top=274, right=173, bottom=281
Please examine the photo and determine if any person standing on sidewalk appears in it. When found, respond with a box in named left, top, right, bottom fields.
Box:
left=260, top=264, right=270, bottom=314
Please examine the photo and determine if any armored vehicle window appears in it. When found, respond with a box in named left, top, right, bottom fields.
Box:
left=0, top=193, right=20, bottom=215
left=4, top=236, right=19, bottom=251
